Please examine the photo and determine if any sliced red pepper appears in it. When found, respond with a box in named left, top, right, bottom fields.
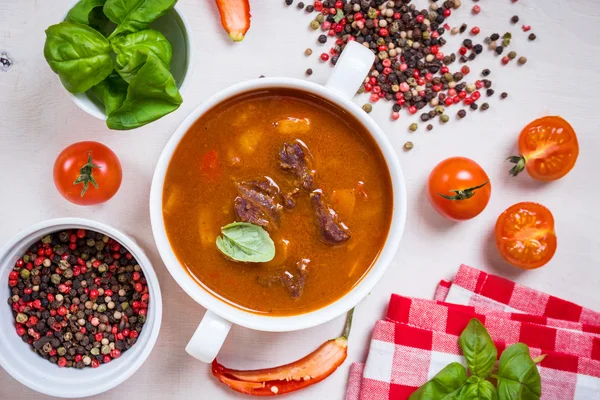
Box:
left=212, top=309, right=354, bottom=396
left=215, top=0, right=251, bottom=42
left=201, top=149, right=221, bottom=179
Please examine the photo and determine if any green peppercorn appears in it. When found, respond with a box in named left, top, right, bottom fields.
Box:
left=20, top=269, right=30, bottom=279
left=503, top=32, right=512, bottom=39
left=409, top=123, right=418, bottom=132
left=508, top=51, right=517, bottom=60
left=97, top=304, right=107, bottom=313
left=435, top=105, right=445, bottom=115
left=16, top=313, right=28, bottom=323
left=41, top=235, right=52, bottom=244
left=503, top=38, right=511, bottom=47
left=315, top=13, right=324, bottom=23
left=90, top=347, right=100, bottom=356
left=121, top=302, right=129, bottom=311
left=481, top=103, right=490, bottom=111
left=440, top=114, right=450, bottom=123
left=403, top=141, right=414, bottom=151
left=362, top=104, right=372, bottom=113
left=309, top=20, right=320, bottom=30
left=357, top=85, right=365, bottom=95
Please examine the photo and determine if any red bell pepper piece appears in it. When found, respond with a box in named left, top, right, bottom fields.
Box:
left=212, top=309, right=354, bottom=396
left=215, top=0, right=251, bottom=42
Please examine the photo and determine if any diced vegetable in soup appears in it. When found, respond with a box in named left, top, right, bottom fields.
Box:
left=163, top=89, right=393, bottom=315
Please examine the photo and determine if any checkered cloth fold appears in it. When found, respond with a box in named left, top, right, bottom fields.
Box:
left=345, top=265, right=600, bottom=400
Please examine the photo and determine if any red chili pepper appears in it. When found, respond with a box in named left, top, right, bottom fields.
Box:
left=215, top=0, right=251, bottom=42
left=212, top=309, right=354, bottom=396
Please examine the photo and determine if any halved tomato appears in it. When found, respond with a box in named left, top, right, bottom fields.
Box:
left=508, top=116, right=579, bottom=181
left=494, top=202, right=557, bottom=269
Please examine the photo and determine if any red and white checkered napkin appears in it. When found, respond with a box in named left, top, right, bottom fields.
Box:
left=345, top=265, right=600, bottom=400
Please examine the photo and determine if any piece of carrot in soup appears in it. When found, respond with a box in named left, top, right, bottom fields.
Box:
left=275, top=117, right=311, bottom=134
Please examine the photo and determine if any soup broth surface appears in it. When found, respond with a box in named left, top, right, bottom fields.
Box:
left=163, top=88, right=393, bottom=315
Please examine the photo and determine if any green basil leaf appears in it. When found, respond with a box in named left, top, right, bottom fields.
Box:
left=459, top=318, right=497, bottom=378
left=215, top=222, right=276, bottom=263
left=111, top=29, right=172, bottom=82
left=91, top=71, right=128, bottom=116
left=106, top=52, right=181, bottom=129
left=104, top=0, right=177, bottom=39
left=496, top=343, right=541, bottom=400
left=44, top=22, right=113, bottom=93
left=65, top=0, right=114, bottom=36
left=459, top=379, right=498, bottom=400
left=409, top=362, right=467, bottom=400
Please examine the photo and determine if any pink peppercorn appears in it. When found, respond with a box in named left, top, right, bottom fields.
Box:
left=461, top=66, right=470, bottom=75
left=522, top=25, right=531, bottom=32
left=320, top=53, right=329, bottom=62
left=502, top=56, right=510, bottom=65
left=391, top=112, right=400, bottom=121
left=370, top=93, right=380, bottom=102
left=58, top=357, right=67, bottom=368
left=472, top=5, right=481, bottom=14
left=471, top=27, right=480, bottom=35
left=408, top=106, right=417, bottom=114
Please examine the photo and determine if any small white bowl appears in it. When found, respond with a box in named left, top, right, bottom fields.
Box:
left=0, top=218, right=162, bottom=398
left=63, top=2, right=194, bottom=120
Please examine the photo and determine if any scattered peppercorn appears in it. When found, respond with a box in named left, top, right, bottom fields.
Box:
left=457, top=109, right=467, bottom=118
left=507, top=51, right=517, bottom=60
left=362, top=104, right=372, bottom=113
left=482, top=69, right=490, bottom=76
left=472, top=5, right=481, bottom=14
left=285, top=0, right=293, bottom=5
left=470, top=103, right=478, bottom=110
left=495, top=46, right=504, bottom=55
left=306, top=68, right=313, bottom=76
left=518, top=56, right=527, bottom=65
left=481, top=102, right=490, bottom=110
left=409, top=123, right=418, bottom=132
left=528, top=33, right=536, bottom=41
left=304, top=48, right=312, bottom=56
left=460, top=23, right=468, bottom=34
left=490, top=33, right=500, bottom=41
left=511, top=15, right=519, bottom=23
left=403, top=141, right=414, bottom=151
left=317, top=34, right=327, bottom=44
left=310, top=20, right=320, bottom=30
left=427, top=124, right=433, bottom=131
left=501, top=92, right=508, bottom=99
left=7, top=230, right=148, bottom=369
left=306, top=5, right=314, bottom=12
left=440, top=114, right=450, bottom=123
left=486, top=89, right=495, bottom=96
left=297, top=1, right=304, bottom=9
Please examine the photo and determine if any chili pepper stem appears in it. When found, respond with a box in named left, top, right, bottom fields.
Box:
left=341, top=307, right=355, bottom=339
left=507, top=155, right=527, bottom=177
left=73, top=152, right=101, bottom=197
left=437, top=181, right=489, bottom=201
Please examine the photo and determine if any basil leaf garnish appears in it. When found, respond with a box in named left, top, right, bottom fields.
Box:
left=216, top=222, right=276, bottom=263
left=459, top=318, right=498, bottom=378
left=496, top=343, right=542, bottom=400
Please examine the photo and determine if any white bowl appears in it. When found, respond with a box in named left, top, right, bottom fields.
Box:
left=150, top=42, right=407, bottom=362
left=0, top=218, right=163, bottom=398
left=63, top=2, right=194, bottom=120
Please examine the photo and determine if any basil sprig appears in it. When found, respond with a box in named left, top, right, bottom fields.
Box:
left=409, top=319, right=542, bottom=400
left=43, top=0, right=181, bottom=130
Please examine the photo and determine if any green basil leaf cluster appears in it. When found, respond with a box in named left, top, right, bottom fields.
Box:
left=216, top=222, right=276, bottom=263
left=44, top=0, right=181, bottom=130
left=409, top=319, right=542, bottom=400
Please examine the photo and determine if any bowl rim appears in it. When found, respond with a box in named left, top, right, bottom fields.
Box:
left=149, top=77, right=407, bottom=332
left=0, top=218, right=163, bottom=398
left=63, top=2, right=194, bottom=121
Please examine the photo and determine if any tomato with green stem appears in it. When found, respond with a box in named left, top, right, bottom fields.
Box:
left=53, top=141, right=122, bottom=206
left=507, top=116, right=579, bottom=181
left=427, top=157, right=492, bottom=221
left=495, top=202, right=557, bottom=270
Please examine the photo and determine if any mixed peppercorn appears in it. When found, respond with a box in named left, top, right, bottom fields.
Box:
left=287, top=0, right=535, bottom=131
left=7, top=229, right=149, bottom=368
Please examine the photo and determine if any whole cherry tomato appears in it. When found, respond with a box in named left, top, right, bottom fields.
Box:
left=427, top=157, right=491, bottom=221
left=53, top=142, right=122, bottom=206
left=508, top=116, right=579, bottom=181
left=495, top=202, right=557, bottom=270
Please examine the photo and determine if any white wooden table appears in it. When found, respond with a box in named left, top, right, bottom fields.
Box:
left=1, top=0, right=599, bottom=398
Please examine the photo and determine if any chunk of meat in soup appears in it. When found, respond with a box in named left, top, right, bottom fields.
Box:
left=234, top=178, right=283, bottom=231
left=310, top=190, right=351, bottom=244
left=279, top=142, right=314, bottom=191
left=257, top=259, right=311, bottom=299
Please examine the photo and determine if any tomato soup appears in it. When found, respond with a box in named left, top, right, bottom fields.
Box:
left=163, top=88, right=393, bottom=315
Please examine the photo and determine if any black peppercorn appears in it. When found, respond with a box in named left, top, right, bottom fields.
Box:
left=482, top=69, right=490, bottom=76
left=285, top=0, right=293, bottom=5
left=486, top=89, right=495, bottom=96
left=528, top=33, right=537, bottom=41
left=495, top=46, right=504, bottom=55
left=490, top=33, right=500, bottom=41
left=318, top=35, right=327, bottom=44
left=457, top=109, right=467, bottom=118
left=511, top=15, right=519, bottom=23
